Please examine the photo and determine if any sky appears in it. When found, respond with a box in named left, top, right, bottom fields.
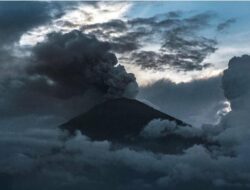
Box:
left=18, top=2, right=250, bottom=82
left=1, top=2, right=250, bottom=190
left=128, top=1, right=250, bottom=83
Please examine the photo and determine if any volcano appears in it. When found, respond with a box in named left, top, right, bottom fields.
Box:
left=60, top=98, right=210, bottom=154
left=60, top=98, right=188, bottom=139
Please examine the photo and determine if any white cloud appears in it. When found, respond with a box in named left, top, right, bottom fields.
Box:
left=19, top=2, right=132, bottom=46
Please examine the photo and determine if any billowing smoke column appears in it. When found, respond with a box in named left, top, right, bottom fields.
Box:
left=219, top=55, right=250, bottom=149
left=27, top=30, right=138, bottom=99
left=222, top=55, right=250, bottom=110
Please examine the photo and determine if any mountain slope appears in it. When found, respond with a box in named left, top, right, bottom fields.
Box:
left=60, top=98, right=215, bottom=154
left=60, top=98, right=189, bottom=140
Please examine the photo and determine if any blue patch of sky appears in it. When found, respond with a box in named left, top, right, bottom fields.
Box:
left=126, top=2, right=250, bottom=69
left=127, top=2, right=250, bottom=34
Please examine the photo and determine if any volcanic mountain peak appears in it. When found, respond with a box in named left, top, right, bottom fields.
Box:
left=60, top=98, right=189, bottom=141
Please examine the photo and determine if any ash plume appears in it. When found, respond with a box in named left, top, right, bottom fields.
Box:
left=28, top=30, right=138, bottom=99
left=0, top=30, right=138, bottom=119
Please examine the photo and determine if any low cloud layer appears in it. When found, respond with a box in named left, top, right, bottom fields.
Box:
left=140, top=119, right=203, bottom=139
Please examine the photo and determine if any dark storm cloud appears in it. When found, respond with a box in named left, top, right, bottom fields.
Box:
left=138, top=75, right=226, bottom=126
left=222, top=55, right=250, bottom=109
left=28, top=30, right=138, bottom=99
left=81, top=11, right=219, bottom=71
left=217, top=18, right=236, bottom=32
left=0, top=2, right=138, bottom=123
left=0, top=30, right=138, bottom=120
left=0, top=2, right=79, bottom=93
left=0, top=0, right=53, bottom=119
left=216, top=56, right=250, bottom=162
left=0, top=2, right=57, bottom=76
left=0, top=2, right=65, bottom=46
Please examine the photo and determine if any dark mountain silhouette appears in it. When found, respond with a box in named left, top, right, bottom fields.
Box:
left=60, top=98, right=213, bottom=154
left=60, top=98, right=188, bottom=139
